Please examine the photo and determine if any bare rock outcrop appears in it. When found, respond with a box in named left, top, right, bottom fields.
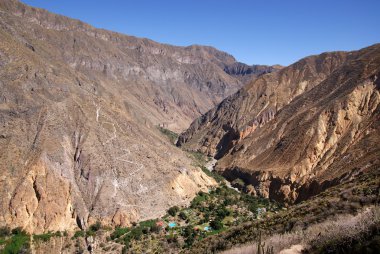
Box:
left=178, top=50, right=348, bottom=156
left=0, top=0, right=247, bottom=233
left=179, top=44, right=380, bottom=203
left=0, top=0, right=278, bottom=133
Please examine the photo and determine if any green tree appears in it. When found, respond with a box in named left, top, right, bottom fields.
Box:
left=89, top=221, right=101, bottom=232
left=168, top=206, right=179, bottom=216
left=150, top=224, right=161, bottom=233
left=182, top=225, right=195, bottom=238
left=216, top=207, right=231, bottom=219
left=179, top=211, right=188, bottom=220
left=210, top=219, right=223, bottom=230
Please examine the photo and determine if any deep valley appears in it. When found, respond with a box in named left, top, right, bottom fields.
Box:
left=0, top=0, right=379, bottom=253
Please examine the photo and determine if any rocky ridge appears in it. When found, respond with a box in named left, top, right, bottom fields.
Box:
left=178, top=44, right=380, bottom=203
left=178, top=51, right=349, bottom=156
left=0, top=0, right=277, bottom=132
left=0, top=0, right=278, bottom=234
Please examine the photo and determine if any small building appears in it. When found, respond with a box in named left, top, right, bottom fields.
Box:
left=156, top=221, right=164, bottom=227
left=257, top=207, right=267, bottom=217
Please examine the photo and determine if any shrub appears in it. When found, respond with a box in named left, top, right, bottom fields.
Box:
left=122, top=227, right=143, bottom=249
left=130, top=227, right=143, bottom=240
left=185, top=235, right=195, bottom=248
left=183, top=226, right=195, bottom=238
left=139, top=219, right=157, bottom=228
left=210, top=219, right=223, bottom=230
left=179, top=211, right=188, bottom=220
left=34, top=232, right=54, bottom=242
left=216, top=207, right=231, bottom=219
left=150, top=224, right=161, bottom=233
left=89, top=221, right=102, bottom=232
left=168, top=206, right=180, bottom=217
left=72, top=230, right=85, bottom=238
left=55, top=231, right=62, bottom=237
left=142, top=227, right=150, bottom=234
left=0, top=226, right=11, bottom=237
left=86, top=230, right=95, bottom=236
left=11, top=227, right=27, bottom=236
left=223, top=198, right=234, bottom=206
left=190, top=193, right=207, bottom=208
left=2, top=234, right=30, bottom=254
left=110, top=227, right=130, bottom=240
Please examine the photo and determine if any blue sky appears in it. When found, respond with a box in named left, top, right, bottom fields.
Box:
left=22, top=0, right=380, bottom=66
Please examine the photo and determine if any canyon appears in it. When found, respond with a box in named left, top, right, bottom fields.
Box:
left=0, top=0, right=277, bottom=234
left=178, top=44, right=380, bottom=204
left=0, top=0, right=379, bottom=253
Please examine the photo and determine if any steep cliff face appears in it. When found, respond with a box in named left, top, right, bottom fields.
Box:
left=0, top=33, right=216, bottom=234
left=0, top=0, right=277, bottom=133
left=179, top=44, right=380, bottom=203
left=223, top=62, right=283, bottom=84
left=178, top=51, right=348, bottom=156
left=0, top=0, right=286, bottom=233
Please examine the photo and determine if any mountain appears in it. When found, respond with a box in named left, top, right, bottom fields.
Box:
left=0, top=0, right=277, bottom=133
left=177, top=51, right=349, bottom=156
left=223, top=62, right=283, bottom=85
left=2, top=1, right=378, bottom=252
left=178, top=44, right=380, bottom=203
left=0, top=0, right=279, bottom=234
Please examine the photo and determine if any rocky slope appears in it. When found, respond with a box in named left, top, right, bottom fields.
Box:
left=0, top=0, right=280, bottom=234
left=0, top=0, right=277, bottom=133
left=178, top=44, right=380, bottom=203
left=223, top=62, right=283, bottom=85
left=187, top=165, right=380, bottom=253
left=178, top=51, right=349, bottom=156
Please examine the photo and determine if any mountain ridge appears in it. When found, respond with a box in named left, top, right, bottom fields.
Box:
left=178, top=43, right=380, bottom=203
left=1, top=1, right=379, bottom=253
left=1, top=0, right=281, bottom=132
left=177, top=49, right=350, bottom=156
left=0, top=0, right=280, bottom=234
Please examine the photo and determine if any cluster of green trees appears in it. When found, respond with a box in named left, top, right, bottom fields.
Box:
left=72, top=221, right=103, bottom=239
left=182, top=225, right=196, bottom=247
left=34, top=231, right=64, bottom=243
left=110, top=184, right=277, bottom=251
left=109, top=219, right=161, bottom=252
left=0, top=227, right=30, bottom=254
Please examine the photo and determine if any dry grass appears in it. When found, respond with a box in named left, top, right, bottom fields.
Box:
left=186, top=168, right=379, bottom=253
left=222, top=206, right=380, bottom=254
